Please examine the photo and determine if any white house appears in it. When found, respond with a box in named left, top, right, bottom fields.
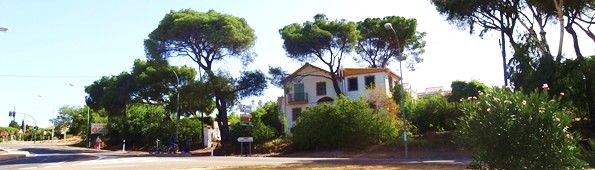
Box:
left=278, top=63, right=400, bottom=133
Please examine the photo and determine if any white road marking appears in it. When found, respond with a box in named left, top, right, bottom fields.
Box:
left=41, top=161, right=65, bottom=166
left=70, top=157, right=193, bottom=166
left=86, top=164, right=139, bottom=169
left=18, top=167, right=38, bottom=170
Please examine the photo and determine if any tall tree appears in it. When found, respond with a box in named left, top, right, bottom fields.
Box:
left=144, top=9, right=266, bottom=143
left=85, top=60, right=197, bottom=119
left=85, top=72, right=135, bottom=117
left=447, top=80, right=489, bottom=103
left=430, top=0, right=595, bottom=131
left=279, top=14, right=359, bottom=96
left=356, top=16, right=426, bottom=69
left=8, top=120, right=19, bottom=128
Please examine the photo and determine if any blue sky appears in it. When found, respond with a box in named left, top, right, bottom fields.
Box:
left=1, top=0, right=592, bottom=128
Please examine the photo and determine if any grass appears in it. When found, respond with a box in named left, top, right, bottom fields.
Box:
left=206, top=163, right=466, bottom=170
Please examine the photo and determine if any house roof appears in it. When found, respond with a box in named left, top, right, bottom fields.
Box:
left=283, top=63, right=402, bottom=84
left=283, top=63, right=330, bottom=83
left=342, top=68, right=401, bottom=80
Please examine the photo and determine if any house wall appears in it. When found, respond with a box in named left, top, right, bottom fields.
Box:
left=282, top=69, right=395, bottom=134
left=343, top=72, right=391, bottom=99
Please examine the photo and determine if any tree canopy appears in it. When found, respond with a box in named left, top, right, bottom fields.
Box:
left=356, top=16, right=426, bottom=69
left=85, top=59, right=205, bottom=119
left=144, top=9, right=266, bottom=143
left=430, top=0, right=595, bottom=132
left=144, top=9, right=256, bottom=72
left=448, top=80, right=489, bottom=103
left=279, top=14, right=359, bottom=96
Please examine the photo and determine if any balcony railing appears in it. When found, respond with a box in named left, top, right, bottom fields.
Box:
left=288, top=92, right=308, bottom=103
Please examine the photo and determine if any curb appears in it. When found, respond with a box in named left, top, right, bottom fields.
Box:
left=0, top=153, right=28, bottom=162
left=0, top=148, right=31, bottom=162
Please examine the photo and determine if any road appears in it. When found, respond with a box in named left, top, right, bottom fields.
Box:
left=0, top=144, right=351, bottom=170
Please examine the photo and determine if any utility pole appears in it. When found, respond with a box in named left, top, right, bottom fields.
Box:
left=87, top=106, right=90, bottom=148
left=172, top=70, right=180, bottom=153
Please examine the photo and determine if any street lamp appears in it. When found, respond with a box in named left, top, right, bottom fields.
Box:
left=384, top=22, right=408, bottom=158
left=38, top=94, right=55, bottom=143
left=70, top=83, right=91, bottom=147
left=0, top=26, right=9, bottom=32
left=172, top=70, right=180, bottom=153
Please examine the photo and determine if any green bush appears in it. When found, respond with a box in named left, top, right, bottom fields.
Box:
left=230, top=108, right=276, bottom=146
left=410, top=94, right=461, bottom=134
left=456, top=85, right=585, bottom=169
left=291, top=96, right=401, bottom=150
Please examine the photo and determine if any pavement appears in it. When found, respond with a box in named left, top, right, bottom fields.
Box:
left=0, top=146, right=30, bottom=162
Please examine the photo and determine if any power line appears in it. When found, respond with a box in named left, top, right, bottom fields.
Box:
left=0, top=74, right=102, bottom=78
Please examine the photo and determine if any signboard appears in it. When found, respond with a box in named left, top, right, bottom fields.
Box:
left=18, top=129, right=23, bottom=134
left=1, top=131, right=6, bottom=137
left=91, top=123, right=108, bottom=134
left=237, top=137, right=253, bottom=142
left=239, top=104, right=252, bottom=113
left=240, top=114, right=252, bottom=126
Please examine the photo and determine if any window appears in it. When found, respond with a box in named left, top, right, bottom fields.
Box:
left=292, top=108, right=302, bottom=121
left=389, top=77, right=394, bottom=89
left=316, top=82, right=326, bottom=96
left=348, top=77, right=358, bottom=91
left=365, top=75, right=375, bottom=88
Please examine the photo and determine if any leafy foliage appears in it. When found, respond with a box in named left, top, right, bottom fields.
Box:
left=456, top=86, right=585, bottom=169
left=266, top=66, right=289, bottom=89
left=258, top=101, right=286, bottom=137
left=390, top=80, right=415, bottom=117
left=410, top=95, right=460, bottom=134
left=145, top=9, right=263, bottom=143
left=291, top=96, right=401, bottom=150
left=448, top=80, right=489, bottom=103
left=8, top=120, right=19, bottom=128
left=279, top=14, right=359, bottom=96
left=356, top=16, right=426, bottom=69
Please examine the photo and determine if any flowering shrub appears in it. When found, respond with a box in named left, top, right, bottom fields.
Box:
left=291, top=96, right=401, bottom=150
left=456, top=85, right=585, bottom=169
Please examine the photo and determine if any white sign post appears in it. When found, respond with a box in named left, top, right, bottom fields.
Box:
left=237, top=137, right=253, bottom=157
left=237, top=137, right=253, bottom=142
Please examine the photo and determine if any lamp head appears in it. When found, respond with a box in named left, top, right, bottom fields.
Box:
left=0, top=27, right=9, bottom=32
left=384, top=23, right=393, bottom=30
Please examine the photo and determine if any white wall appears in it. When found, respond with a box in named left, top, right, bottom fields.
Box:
left=343, top=72, right=391, bottom=99
left=281, top=67, right=395, bottom=134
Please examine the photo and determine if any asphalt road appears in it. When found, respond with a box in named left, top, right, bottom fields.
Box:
left=0, top=144, right=351, bottom=170
left=0, top=143, right=469, bottom=170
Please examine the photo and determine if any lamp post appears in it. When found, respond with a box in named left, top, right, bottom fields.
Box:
left=384, top=22, right=408, bottom=158
left=70, top=84, right=91, bottom=147
left=17, top=113, right=37, bottom=143
left=172, top=70, right=180, bottom=153
left=38, top=94, right=55, bottom=143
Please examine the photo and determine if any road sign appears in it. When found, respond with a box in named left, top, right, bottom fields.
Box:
left=18, top=129, right=23, bottom=134
left=1, top=131, right=6, bottom=137
left=91, top=123, right=108, bottom=134
left=237, top=137, right=253, bottom=142
left=240, top=114, right=252, bottom=126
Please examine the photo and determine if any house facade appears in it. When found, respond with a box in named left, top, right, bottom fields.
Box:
left=278, top=63, right=400, bottom=133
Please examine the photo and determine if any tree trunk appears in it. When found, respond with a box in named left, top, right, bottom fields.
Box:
left=565, top=24, right=594, bottom=133
left=565, top=25, right=583, bottom=60
left=331, top=74, right=343, bottom=96
left=215, top=97, right=230, bottom=142
left=587, top=73, right=595, bottom=133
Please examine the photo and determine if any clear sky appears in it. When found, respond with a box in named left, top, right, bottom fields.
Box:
left=1, top=0, right=592, bottom=128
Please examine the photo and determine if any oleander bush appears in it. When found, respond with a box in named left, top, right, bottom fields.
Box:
left=456, top=85, right=585, bottom=169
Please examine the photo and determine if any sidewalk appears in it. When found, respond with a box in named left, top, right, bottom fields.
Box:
left=0, top=146, right=30, bottom=162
